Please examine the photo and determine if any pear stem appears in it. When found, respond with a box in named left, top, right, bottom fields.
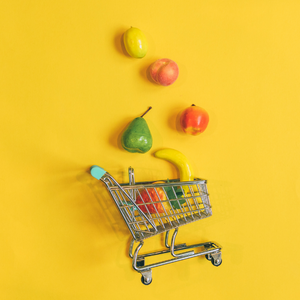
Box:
left=141, top=106, right=152, bottom=118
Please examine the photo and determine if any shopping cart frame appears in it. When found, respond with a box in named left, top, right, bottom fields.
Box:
left=90, top=165, right=222, bottom=285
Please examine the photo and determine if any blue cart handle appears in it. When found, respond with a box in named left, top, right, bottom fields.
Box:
left=90, top=165, right=107, bottom=180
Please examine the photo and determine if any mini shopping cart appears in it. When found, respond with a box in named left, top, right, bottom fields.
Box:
left=90, top=165, right=222, bottom=285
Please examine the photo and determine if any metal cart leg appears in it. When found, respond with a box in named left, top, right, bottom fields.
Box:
left=165, top=228, right=196, bottom=258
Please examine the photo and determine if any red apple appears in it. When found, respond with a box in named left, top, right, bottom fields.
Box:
left=136, top=187, right=165, bottom=214
left=180, top=104, right=209, bottom=135
left=149, top=58, right=179, bottom=86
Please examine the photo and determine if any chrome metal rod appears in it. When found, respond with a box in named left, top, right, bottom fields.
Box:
left=133, top=245, right=221, bottom=272
left=131, top=237, right=222, bottom=272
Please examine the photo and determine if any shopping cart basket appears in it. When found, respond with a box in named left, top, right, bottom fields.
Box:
left=90, top=165, right=222, bottom=285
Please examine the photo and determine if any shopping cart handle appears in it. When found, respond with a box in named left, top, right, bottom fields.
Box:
left=90, top=165, right=106, bottom=180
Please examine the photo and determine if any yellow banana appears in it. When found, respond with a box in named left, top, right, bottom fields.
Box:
left=154, top=148, right=194, bottom=195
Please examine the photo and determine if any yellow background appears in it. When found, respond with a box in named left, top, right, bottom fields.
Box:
left=1, top=1, right=300, bottom=299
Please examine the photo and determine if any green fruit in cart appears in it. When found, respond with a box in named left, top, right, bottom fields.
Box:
left=121, top=107, right=153, bottom=153
left=123, top=27, right=148, bottom=58
left=165, top=186, right=185, bottom=210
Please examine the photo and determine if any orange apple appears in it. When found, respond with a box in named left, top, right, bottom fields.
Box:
left=136, top=187, right=165, bottom=214
left=180, top=104, right=209, bottom=135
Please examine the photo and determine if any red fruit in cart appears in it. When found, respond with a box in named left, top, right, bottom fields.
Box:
left=136, top=188, right=165, bottom=214
left=180, top=104, right=209, bottom=135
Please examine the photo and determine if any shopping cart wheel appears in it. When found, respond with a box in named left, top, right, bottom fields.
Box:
left=211, top=257, right=222, bottom=266
left=140, top=270, right=152, bottom=285
left=205, top=254, right=212, bottom=261
left=206, top=251, right=222, bottom=266
left=211, top=252, right=222, bottom=267
left=141, top=276, right=152, bottom=285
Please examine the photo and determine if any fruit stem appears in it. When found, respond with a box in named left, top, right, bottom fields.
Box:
left=141, top=106, right=152, bottom=118
left=191, top=104, right=196, bottom=106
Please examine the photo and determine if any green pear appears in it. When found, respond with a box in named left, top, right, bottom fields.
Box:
left=121, top=107, right=153, bottom=153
